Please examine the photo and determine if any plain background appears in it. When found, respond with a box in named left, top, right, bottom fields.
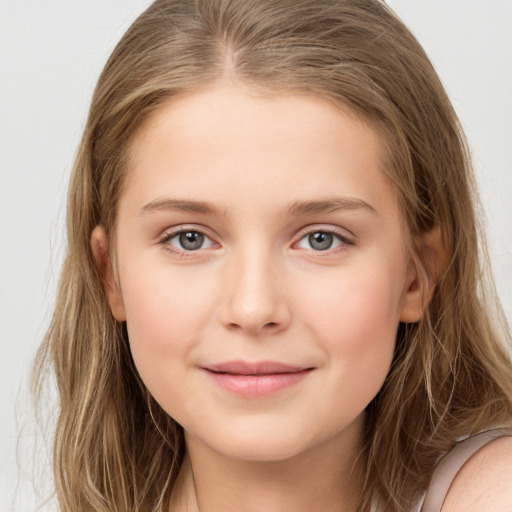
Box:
left=1, top=1, right=511, bottom=510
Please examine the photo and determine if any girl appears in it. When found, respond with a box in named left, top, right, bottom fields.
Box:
left=33, top=0, right=512, bottom=511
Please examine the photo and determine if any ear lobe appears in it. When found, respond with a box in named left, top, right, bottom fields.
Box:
left=90, top=225, right=126, bottom=322
left=400, top=225, right=446, bottom=324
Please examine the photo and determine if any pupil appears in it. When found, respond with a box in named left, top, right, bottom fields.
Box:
left=309, top=232, right=333, bottom=251
left=179, top=231, right=204, bottom=250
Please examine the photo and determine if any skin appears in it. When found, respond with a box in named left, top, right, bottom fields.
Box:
left=92, top=82, right=440, bottom=511
left=441, top=436, right=512, bottom=511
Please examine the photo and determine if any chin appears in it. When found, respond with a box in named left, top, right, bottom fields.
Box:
left=189, top=416, right=340, bottom=463
left=214, top=434, right=309, bottom=462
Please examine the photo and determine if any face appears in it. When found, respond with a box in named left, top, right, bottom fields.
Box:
left=98, top=83, right=423, bottom=462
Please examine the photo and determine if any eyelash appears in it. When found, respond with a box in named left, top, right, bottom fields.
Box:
left=293, top=226, right=355, bottom=253
left=157, top=225, right=355, bottom=257
left=158, top=227, right=216, bottom=257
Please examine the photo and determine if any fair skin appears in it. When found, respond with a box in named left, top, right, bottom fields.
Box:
left=441, top=436, right=512, bottom=512
left=91, top=82, right=512, bottom=511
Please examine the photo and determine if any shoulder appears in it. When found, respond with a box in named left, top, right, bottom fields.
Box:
left=441, top=435, right=512, bottom=511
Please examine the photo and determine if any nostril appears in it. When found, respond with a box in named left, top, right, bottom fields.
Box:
left=225, top=320, right=280, bottom=332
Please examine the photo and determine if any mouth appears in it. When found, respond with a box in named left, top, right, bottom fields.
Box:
left=201, top=360, right=314, bottom=397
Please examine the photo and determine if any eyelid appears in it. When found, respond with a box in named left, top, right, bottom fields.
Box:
left=157, top=224, right=220, bottom=253
left=155, top=223, right=354, bottom=256
left=292, top=224, right=355, bottom=250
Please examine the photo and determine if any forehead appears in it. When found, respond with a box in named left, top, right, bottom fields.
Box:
left=121, top=83, right=398, bottom=221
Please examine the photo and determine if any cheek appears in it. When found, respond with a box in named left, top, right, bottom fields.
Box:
left=304, top=265, right=404, bottom=339
left=300, top=264, right=405, bottom=393
left=118, top=264, right=225, bottom=426
left=118, top=262, right=217, bottom=385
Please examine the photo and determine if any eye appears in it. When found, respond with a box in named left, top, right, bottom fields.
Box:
left=163, top=230, right=214, bottom=251
left=296, top=230, right=351, bottom=251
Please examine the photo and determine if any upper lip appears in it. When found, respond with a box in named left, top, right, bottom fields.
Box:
left=203, top=360, right=312, bottom=375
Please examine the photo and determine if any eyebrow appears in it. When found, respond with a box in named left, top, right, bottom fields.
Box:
left=285, top=197, right=377, bottom=216
left=139, top=196, right=376, bottom=217
left=139, top=198, right=226, bottom=216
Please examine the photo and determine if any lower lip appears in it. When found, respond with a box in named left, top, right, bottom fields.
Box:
left=203, top=369, right=313, bottom=397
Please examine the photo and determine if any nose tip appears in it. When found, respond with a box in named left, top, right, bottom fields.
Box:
left=220, top=255, right=290, bottom=335
left=223, top=291, right=289, bottom=335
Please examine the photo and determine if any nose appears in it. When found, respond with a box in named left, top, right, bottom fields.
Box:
left=219, top=247, right=291, bottom=335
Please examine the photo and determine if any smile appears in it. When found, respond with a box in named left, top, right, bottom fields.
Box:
left=201, top=360, right=314, bottom=398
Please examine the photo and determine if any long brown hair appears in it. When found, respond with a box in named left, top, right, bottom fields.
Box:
left=33, top=1, right=512, bottom=510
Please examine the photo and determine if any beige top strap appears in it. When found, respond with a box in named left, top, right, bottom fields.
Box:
left=421, top=427, right=512, bottom=512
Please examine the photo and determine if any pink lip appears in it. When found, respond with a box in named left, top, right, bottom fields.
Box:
left=201, top=360, right=314, bottom=398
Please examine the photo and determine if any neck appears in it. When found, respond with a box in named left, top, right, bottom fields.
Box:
left=168, top=417, right=364, bottom=512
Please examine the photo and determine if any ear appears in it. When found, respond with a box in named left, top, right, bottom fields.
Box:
left=90, top=225, right=126, bottom=322
left=400, top=225, right=446, bottom=324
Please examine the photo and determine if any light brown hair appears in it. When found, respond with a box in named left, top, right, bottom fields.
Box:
left=33, top=0, right=512, bottom=510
